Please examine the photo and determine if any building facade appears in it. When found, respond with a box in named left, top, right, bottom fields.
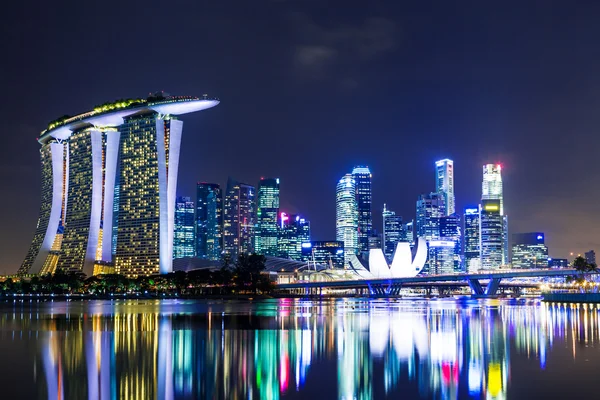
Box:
left=174, top=197, right=195, bottom=259
left=222, top=178, right=256, bottom=258
left=301, top=241, right=345, bottom=269
left=195, top=183, right=222, bottom=261
left=255, top=178, right=280, bottom=256
left=511, top=232, right=548, bottom=269
left=480, top=199, right=503, bottom=270
left=416, top=192, right=446, bottom=274
left=382, top=204, right=404, bottom=262
left=464, top=207, right=481, bottom=273
left=352, top=166, right=372, bottom=257
left=585, top=250, right=596, bottom=266
left=277, top=213, right=310, bottom=261
left=482, top=164, right=509, bottom=265
left=435, top=159, right=455, bottom=216
left=336, top=174, right=358, bottom=266
left=18, top=94, right=219, bottom=277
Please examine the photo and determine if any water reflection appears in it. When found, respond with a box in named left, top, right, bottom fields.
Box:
left=0, top=299, right=599, bottom=399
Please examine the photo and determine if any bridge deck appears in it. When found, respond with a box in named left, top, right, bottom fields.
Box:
left=276, top=268, right=578, bottom=290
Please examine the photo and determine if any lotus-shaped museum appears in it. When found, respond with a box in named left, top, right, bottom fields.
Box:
left=348, top=238, right=428, bottom=279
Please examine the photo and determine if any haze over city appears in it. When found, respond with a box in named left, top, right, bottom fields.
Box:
left=2, top=0, right=600, bottom=273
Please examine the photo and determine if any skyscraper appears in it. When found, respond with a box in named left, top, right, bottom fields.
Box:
left=481, top=164, right=507, bottom=267
left=511, top=232, right=549, bottom=269
left=277, top=213, right=310, bottom=261
left=464, top=207, right=481, bottom=273
left=482, top=164, right=503, bottom=214
left=440, top=213, right=462, bottom=273
left=480, top=199, right=503, bottom=269
left=301, top=241, right=345, bottom=269
left=435, top=159, right=455, bottom=216
left=352, top=166, right=372, bottom=257
left=18, top=94, right=219, bottom=277
left=174, top=197, right=195, bottom=259
left=382, top=204, right=404, bottom=261
left=196, top=183, right=222, bottom=261
left=336, top=174, right=358, bottom=266
left=223, top=178, right=256, bottom=258
left=255, top=178, right=280, bottom=256
left=416, top=192, right=446, bottom=274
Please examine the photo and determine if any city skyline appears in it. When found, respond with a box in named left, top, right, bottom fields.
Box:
left=3, top=1, right=600, bottom=272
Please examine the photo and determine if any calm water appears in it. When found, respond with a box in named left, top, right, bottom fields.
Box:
left=0, top=298, right=598, bottom=399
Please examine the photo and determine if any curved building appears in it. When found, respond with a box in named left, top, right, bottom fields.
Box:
left=19, top=94, right=219, bottom=277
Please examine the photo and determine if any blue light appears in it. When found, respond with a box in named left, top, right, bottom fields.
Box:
left=301, top=242, right=312, bottom=248
left=537, top=234, right=543, bottom=240
left=336, top=249, right=344, bottom=254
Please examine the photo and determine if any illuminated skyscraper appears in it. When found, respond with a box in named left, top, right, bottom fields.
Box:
left=196, top=183, right=222, bottom=261
left=382, top=204, right=404, bottom=261
left=440, top=213, right=462, bottom=273
left=464, top=207, right=481, bottom=273
left=480, top=199, right=503, bottom=269
left=301, top=241, right=345, bottom=269
left=435, top=159, right=455, bottom=216
left=277, top=213, right=310, bottom=261
left=336, top=174, right=358, bottom=266
left=223, top=178, right=256, bottom=257
left=416, top=192, right=446, bottom=274
left=481, top=164, right=507, bottom=267
left=174, top=197, right=195, bottom=259
left=18, top=94, right=219, bottom=277
left=352, top=166, right=372, bottom=257
left=255, top=178, right=280, bottom=256
left=511, top=232, right=548, bottom=269
left=482, top=164, right=503, bottom=214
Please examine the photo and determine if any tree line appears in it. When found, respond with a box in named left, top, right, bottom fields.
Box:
left=0, top=254, right=273, bottom=296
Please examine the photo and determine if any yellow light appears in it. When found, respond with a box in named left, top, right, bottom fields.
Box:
left=484, top=205, right=499, bottom=211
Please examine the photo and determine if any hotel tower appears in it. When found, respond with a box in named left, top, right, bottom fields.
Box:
left=19, top=93, right=219, bottom=277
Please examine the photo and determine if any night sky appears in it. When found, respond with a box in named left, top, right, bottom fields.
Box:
left=1, top=0, right=600, bottom=273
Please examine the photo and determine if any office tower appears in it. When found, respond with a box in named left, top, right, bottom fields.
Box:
left=255, top=178, right=280, bottom=256
left=368, top=232, right=381, bottom=250
left=416, top=192, right=446, bottom=274
left=480, top=199, right=503, bottom=269
left=482, top=164, right=509, bottom=265
left=440, top=213, right=462, bottom=273
left=301, top=241, right=345, bottom=269
left=416, top=192, right=446, bottom=239
left=196, top=183, right=222, bottom=261
left=352, top=166, right=372, bottom=257
left=173, top=197, right=195, bottom=259
left=222, top=178, right=256, bottom=258
left=405, top=220, right=414, bottom=244
left=435, top=159, right=455, bottom=215
left=336, top=174, right=358, bottom=266
left=382, top=204, right=404, bottom=261
left=277, top=213, right=310, bottom=261
left=549, top=258, right=569, bottom=268
left=585, top=250, right=596, bottom=265
left=464, top=207, right=481, bottom=273
left=511, top=232, right=549, bottom=269
left=19, top=94, right=219, bottom=277
left=482, top=164, right=503, bottom=214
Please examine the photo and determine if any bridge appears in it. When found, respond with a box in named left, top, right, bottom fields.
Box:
left=275, top=268, right=581, bottom=297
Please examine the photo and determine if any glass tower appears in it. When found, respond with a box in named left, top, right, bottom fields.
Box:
left=336, top=174, right=358, bottom=266
left=464, top=207, right=481, bottom=273
left=435, top=159, right=455, bottom=216
left=223, top=177, right=256, bottom=258
left=352, top=166, right=373, bottom=257
left=416, top=192, right=446, bottom=274
left=301, top=241, right=345, bottom=269
left=382, top=204, right=404, bottom=262
left=481, top=164, right=507, bottom=267
left=511, top=232, right=548, bottom=269
left=255, top=178, right=280, bottom=256
left=196, top=183, right=222, bottom=261
left=480, top=199, right=503, bottom=270
left=277, top=213, right=310, bottom=261
left=174, top=196, right=195, bottom=259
